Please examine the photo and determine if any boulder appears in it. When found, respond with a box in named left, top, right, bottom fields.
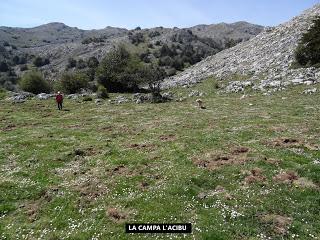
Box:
left=36, top=93, right=55, bottom=100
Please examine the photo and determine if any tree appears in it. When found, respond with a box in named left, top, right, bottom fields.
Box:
left=295, top=16, right=320, bottom=67
left=95, top=45, right=143, bottom=92
left=139, top=64, right=166, bottom=102
left=60, top=72, right=89, bottom=94
left=19, top=71, right=50, bottom=94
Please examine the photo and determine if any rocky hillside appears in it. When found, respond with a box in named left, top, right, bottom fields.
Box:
left=0, top=21, right=263, bottom=81
left=164, top=4, right=320, bottom=93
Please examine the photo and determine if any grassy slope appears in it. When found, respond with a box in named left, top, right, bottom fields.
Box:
left=0, top=79, right=319, bottom=240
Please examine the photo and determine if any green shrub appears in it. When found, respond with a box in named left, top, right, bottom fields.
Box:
left=295, top=16, right=320, bottom=67
left=96, top=45, right=143, bottom=92
left=76, top=59, right=86, bottom=69
left=0, top=88, right=7, bottom=99
left=60, top=72, right=89, bottom=94
left=66, top=58, right=77, bottom=69
left=87, top=57, right=99, bottom=68
left=33, top=56, right=50, bottom=67
left=19, top=71, right=50, bottom=94
left=96, top=85, right=109, bottom=99
left=83, top=96, right=93, bottom=101
left=20, top=65, right=28, bottom=71
left=0, top=61, right=9, bottom=72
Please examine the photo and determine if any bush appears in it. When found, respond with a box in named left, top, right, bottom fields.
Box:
left=87, top=57, right=99, bottom=68
left=76, top=59, right=86, bottom=69
left=33, top=56, right=50, bottom=67
left=149, top=31, right=161, bottom=38
left=0, top=61, right=9, bottom=72
left=60, top=72, right=89, bottom=94
left=12, top=56, right=20, bottom=65
left=139, top=64, right=166, bottom=102
left=67, top=58, right=77, bottom=69
left=295, top=16, right=320, bottom=67
left=129, top=32, right=145, bottom=45
left=0, top=73, right=18, bottom=91
left=96, top=85, right=109, bottom=99
left=19, top=71, right=50, bottom=94
left=83, top=96, right=93, bottom=101
left=0, top=87, right=7, bottom=99
left=20, top=64, right=28, bottom=71
left=96, top=45, right=143, bottom=92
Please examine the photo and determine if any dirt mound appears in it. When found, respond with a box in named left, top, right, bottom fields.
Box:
left=243, top=168, right=267, bottom=185
left=259, top=214, right=292, bottom=235
left=127, top=143, right=157, bottom=152
left=107, top=208, right=128, bottom=223
left=193, top=147, right=252, bottom=170
left=273, top=171, right=298, bottom=184
left=159, top=134, right=177, bottom=142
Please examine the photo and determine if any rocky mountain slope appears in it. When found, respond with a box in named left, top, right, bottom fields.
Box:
left=0, top=22, right=263, bottom=81
left=164, top=4, right=320, bottom=92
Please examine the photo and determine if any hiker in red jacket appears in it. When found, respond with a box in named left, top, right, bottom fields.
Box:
left=56, top=91, right=63, bottom=110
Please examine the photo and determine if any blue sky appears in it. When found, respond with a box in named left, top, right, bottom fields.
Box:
left=0, top=0, right=319, bottom=29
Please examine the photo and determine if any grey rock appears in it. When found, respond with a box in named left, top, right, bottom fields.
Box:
left=303, top=88, right=317, bottom=94
left=188, top=90, right=204, bottom=97
left=95, top=99, right=103, bottom=104
left=36, top=93, right=55, bottom=100
left=161, top=92, right=174, bottom=100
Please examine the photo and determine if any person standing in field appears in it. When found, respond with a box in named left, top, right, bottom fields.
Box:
left=56, top=91, right=64, bottom=110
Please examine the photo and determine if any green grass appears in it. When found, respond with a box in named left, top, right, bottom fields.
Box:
left=0, top=78, right=320, bottom=239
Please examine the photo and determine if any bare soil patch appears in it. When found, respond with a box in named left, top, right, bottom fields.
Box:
left=1, top=124, right=16, bottom=131
left=159, top=134, right=177, bottom=142
left=267, top=137, right=319, bottom=150
left=127, top=143, right=157, bottom=152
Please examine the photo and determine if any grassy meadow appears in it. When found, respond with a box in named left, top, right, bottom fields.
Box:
left=0, top=78, right=319, bottom=239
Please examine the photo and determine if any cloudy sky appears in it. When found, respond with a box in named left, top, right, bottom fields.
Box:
left=0, top=0, right=319, bottom=29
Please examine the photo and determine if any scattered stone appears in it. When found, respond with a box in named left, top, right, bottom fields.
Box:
left=95, top=98, right=103, bottom=104
left=225, top=81, right=252, bottom=93
left=36, top=93, right=54, bottom=100
left=188, top=90, right=204, bottom=97
left=196, top=99, right=206, bottom=109
left=161, top=91, right=174, bottom=100
left=132, top=93, right=151, bottom=104
left=176, top=97, right=187, bottom=102
left=7, top=91, right=34, bottom=102
left=67, top=94, right=80, bottom=100
left=110, top=96, right=130, bottom=104
left=303, top=88, right=317, bottom=94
